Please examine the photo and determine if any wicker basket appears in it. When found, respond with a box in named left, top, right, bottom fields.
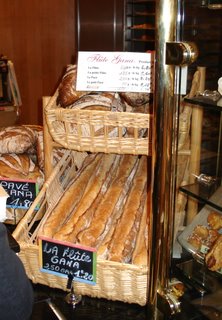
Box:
left=44, top=92, right=152, bottom=156
left=13, top=150, right=148, bottom=306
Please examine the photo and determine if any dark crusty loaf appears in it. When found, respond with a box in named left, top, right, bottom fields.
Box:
left=57, top=65, right=89, bottom=107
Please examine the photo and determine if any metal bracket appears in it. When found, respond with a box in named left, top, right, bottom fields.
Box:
left=166, top=42, right=198, bottom=66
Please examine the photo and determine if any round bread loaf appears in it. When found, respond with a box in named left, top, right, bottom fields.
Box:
left=58, top=64, right=89, bottom=107
left=0, top=153, right=44, bottom=187
left=0, top=126, right=37, bottom=154
left=120, top=92, right=150, bottom=108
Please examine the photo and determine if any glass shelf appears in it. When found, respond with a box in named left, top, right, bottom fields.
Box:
left=184, top=96, right=222, bottom=111
left=179, top=183, right=222, bottom=212
left=127, top=0, right=155, bottom=3
left=126, top=38, right=155, bottom=43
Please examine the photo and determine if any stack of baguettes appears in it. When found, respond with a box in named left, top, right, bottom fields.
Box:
left=37, top=152, right=151, bottom=266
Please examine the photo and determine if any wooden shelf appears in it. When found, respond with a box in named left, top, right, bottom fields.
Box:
left=125, top=0, right=156, bottom=52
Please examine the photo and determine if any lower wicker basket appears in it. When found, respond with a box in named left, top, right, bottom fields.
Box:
left=13, top=150, right=148, bottom=306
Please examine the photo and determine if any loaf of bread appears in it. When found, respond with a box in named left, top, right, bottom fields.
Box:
left=207, top=211, right=222, bottom=230
left=35, top=130, right=44, bottom=171
left=65, top=91, right=126, bottom=137
left=38, top=153, right=102, bottom=238
left=68, top=91, right=125, bottom=112
left=37, top=153, right=150, bottom=265
left=57, top=65, right=89, bottom=107
left=53, top=153, right=117, bottom=242
left=108, top=156, right=147, bottom=262
left=132, top=157, right=151, bottom=265
left=205, top=235, right=222, bottom=271
left=0, top=154, right=44, bottom=187
left=0, top=125, right=37, bottom=154
left=120, top=92, right=150, bottom=109
left=76, top=154, right=138, bottom=248
left=187, top=209, right=222, bottom=272
left=131, top=201, right=148, bottom=266
left=63, top=154, right=122, bottom=247
left=121, top=186, right=148, bottom=263
left=75, top=155, right=132, bottom=249
left=187, top=225, right=219, bottom=251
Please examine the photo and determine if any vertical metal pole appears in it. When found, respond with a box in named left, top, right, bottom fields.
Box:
left=147, top=0, right=179, bottom=316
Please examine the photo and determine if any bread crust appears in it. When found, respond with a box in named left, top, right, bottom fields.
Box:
left=205, top=235, right=222, bottom=271
left=76, top=154, right=138, bottom=247
left=38, top=153, right=102, bottom=238
left=0, top=126, right=36, bottom=154
left=53, top=153, right=117, bottom=241
left=108, top=156, right=147, bottom=262
left=0, top=154, right=44, bottom=186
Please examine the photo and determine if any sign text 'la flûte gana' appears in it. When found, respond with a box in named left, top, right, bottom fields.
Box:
left=0, top=178, right=39, bottom=209
left=39, top=237, right=97, bottom=285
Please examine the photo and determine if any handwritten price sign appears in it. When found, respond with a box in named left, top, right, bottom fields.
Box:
left=0, top=178, right=39, bottom=209
left=76, top=51, right=154, bottom=93
left=39, top=237, right=97, bottom=285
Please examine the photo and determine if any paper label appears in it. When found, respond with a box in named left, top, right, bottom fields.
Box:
left=76, top=51, right=154, bottom=93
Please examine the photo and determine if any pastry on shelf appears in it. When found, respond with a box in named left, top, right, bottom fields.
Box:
left=205, top=235, right=222, bottom=271
left=131, top=23, right=153, bottom=29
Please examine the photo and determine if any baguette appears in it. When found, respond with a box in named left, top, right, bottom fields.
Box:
left=132, top=158, right=151, bottom=265
left=64, top=154, right=122, bottom=243
left=108, top=156, right=147, bottom=262
left=77, top=154, right=138, bottom=247
left=53, top=153, right=117, bottom=241
left=122, top=185, right=147, bottom=263
left=96, top=157, right=139, bottom=258
left=132, top=200, right=148, bottom=265
left=38, top=153, right=102, bottom=238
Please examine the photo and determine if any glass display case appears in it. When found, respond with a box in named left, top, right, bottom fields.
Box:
left=150, top=0, right=222, bottom=318
left=175, top=89, right=222, bottom=319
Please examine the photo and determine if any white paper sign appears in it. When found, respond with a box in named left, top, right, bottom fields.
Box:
left=0, top=185, right=9, bottom=222
left=76, top=51, right=153, bottom=93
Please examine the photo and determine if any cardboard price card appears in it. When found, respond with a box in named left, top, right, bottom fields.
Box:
left=39, top=237, right=97, bottom=285
left=0, top=178, right=39, bottom=209
left=76, top=51, right=154, bottom=93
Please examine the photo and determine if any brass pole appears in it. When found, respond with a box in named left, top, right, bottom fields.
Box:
left=147, top=0, right=179, bottom=316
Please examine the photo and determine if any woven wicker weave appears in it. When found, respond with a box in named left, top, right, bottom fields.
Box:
left=44, top=92, right=152, bottom=156
left=13, top=151, right=148, bottom=306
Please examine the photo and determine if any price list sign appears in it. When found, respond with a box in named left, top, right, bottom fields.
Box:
left=76, top=51, right=153, bottom=93
left=39, top=237, right=97, bottom=285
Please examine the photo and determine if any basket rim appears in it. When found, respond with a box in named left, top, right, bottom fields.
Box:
left=18, top=240, right=148, bottom=273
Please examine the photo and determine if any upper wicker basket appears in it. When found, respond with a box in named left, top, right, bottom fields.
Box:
left=44, top=91, right=152, bottom=156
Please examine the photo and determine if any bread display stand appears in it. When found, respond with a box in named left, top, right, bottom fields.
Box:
left=12, top=63, right=200, bottom=306
left=13, top=83, right=152, bottom=305
left=13, top=149, right=149, bottom=305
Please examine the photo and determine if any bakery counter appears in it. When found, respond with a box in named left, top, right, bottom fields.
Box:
left=6, top=223, right=216, bottom=319
left=30, top=280, right=211, bottom=320
left=31, top=283, right=147, bottom=320
left=30, top=283, right=211, bottom=320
